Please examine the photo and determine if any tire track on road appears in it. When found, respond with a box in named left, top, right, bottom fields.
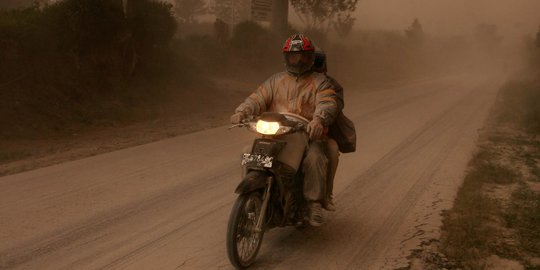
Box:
left=254, top=78, right=498, bottom=270
left=344, top=81, right=498, bottom=269
left=0, top=165, right=237, bottom=270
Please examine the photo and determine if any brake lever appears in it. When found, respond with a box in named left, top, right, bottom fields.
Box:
left=228, top=118, right=254, bottom=130
left=295, top=122, right=307, bottom=132
left=228, top=123, right=246, bottom=130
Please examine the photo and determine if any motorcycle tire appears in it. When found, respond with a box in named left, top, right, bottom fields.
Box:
left=226, top=192, right=265, bottom=269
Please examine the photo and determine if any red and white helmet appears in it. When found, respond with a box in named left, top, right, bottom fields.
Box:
left=282, top=34, right=315, bottom=52
left=282, top=34, right=316, bottom=75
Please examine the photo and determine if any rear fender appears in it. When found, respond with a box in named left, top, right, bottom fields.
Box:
left=235, top=170, right=270, bottom=194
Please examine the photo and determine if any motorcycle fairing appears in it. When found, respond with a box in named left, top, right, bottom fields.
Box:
left=250, top=138, right=286, bottom=156
left=235, top=170, right=270, bottom=194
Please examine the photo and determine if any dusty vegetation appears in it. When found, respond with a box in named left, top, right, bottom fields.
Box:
left=405, top=45, right=540, bottom=270
left=0, top=0, right=180, bottom=138
left=0, top=1, right=477, bottom=175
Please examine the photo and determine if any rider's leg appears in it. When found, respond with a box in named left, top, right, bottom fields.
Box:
left=302, top=140, right=328, bottom=226
left=325, top=138, right=339, bottom=211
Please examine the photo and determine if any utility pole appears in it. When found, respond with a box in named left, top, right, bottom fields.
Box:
left=271, top=0, right=288, bottom=35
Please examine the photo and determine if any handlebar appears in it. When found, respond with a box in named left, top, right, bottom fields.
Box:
left=228, top=122, right=248, bottom=130
left=228, top=113, right=308, bottom=131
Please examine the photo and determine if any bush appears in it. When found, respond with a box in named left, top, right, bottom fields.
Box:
left=0, top=0, right=181, bottom=138
left=173, top=34, right=228, bottom=76
left=230, top=21, right=282, bottom=73
left=0, top=6, right=42, bottom=80
left=175, top=21, right=283, bottom=78
left=498, top=80, right=540, bottom=135
left=127, top=0, right=177, bottom=54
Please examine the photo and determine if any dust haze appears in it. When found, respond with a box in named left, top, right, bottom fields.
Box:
left=0, top=0, right=538, bottom=140
left=355, top=0, right=540, bottom=36
left=289, top=0, right=540, bottom=87
left=1, top=1, right=540, bottom=269
left=0, top=0, right=538, bottom=144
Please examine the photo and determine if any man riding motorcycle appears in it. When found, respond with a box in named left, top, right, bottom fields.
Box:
left=230, top=34, right=339, bottom=226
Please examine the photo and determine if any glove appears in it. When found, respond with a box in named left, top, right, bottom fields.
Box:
left=307, top=118, right=324, bottom=140
left=230, top=112, right=246, bottom=124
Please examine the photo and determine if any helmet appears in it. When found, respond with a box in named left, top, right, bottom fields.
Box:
left=282, top=34, right=316, bottom=75
left=313, top=48, right=327, bottom=73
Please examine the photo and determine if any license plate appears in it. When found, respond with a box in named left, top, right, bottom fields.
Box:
left=242, top=153, right=274, bottom=168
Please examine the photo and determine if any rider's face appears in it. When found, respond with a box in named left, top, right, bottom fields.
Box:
left=286, top=52, right=314, bottom=66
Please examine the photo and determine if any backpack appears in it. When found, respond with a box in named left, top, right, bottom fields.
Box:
left=329, top=111, right=356, bottom=153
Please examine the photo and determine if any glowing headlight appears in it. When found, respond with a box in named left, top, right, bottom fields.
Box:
left=256, top=120, right=281, bottom=135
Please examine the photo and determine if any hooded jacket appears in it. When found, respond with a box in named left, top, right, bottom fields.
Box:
left=235, top=71, right=339, bottom=126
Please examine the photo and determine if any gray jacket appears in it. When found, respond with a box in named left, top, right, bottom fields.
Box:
left=235, top=71, right=339, bottom=126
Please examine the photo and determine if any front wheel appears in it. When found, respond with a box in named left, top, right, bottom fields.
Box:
left=226, top=192, right=265, bottom=269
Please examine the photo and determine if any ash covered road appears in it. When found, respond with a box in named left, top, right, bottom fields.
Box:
left=0, top=73, right=502, bottom=269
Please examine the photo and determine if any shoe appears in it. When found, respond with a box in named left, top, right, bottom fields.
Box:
left=309, top=202, right=324, bottom=227
left=324, top=196, right=336, bottom=212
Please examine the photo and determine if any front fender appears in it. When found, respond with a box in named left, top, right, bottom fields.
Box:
left=235, top=170, right=270, bottom=194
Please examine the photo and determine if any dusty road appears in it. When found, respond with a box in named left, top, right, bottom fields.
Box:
left=0, top=73, right=502, bottom=269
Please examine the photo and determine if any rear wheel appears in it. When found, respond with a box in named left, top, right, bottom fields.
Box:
left=226, top=192, right=265, bottom=269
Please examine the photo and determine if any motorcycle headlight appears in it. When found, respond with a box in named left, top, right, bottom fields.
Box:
left=250, top=120, right=293, bottom=135
left=256, top=120, right=280, bottom=135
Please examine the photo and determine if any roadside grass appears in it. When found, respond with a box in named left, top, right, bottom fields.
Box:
left=438, top=76, right=540, bottom=269
left=505, top=186, right=540, bottom=255
left=467, top=148, right=517, bottom=185
left=498, top=79, right=540, bottom=135
left=0, top=149, right=31, bottom=164
left=441, top=146, right=518, bottom=269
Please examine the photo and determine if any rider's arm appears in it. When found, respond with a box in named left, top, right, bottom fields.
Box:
left=327, top=75, right=344, bottom=111
left=234, top=78, right=274, bottom=116
left=313, top=80, right=339, bottom=127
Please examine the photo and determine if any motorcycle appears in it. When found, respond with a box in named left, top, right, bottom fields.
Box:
left=226, top=112, right=314, bottom=269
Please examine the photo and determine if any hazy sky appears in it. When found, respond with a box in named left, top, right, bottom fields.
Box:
left=354, top=0, right=540, bottom=37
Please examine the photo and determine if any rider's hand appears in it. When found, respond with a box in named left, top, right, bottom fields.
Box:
left=230, top=112, right=246, bottom=124
left=307, top=118, right=324, bottom=140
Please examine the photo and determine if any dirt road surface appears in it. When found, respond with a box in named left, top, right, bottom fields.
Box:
left=0, top=73, right=503, bottom=270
